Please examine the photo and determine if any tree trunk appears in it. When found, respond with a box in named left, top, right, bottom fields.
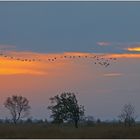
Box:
left=74, top=120, right=78, bottom=128
left=13, top=119, right=17, bottom=124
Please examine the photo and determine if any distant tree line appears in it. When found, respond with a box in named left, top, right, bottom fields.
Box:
left=2, top=93, right=138, bottom=128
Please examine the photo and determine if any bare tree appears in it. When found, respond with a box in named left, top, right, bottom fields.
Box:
left=118, top=103, right=137, bottom=127
left=4, top=95, right=31, bottom=124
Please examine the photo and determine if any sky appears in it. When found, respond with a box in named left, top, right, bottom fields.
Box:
left=0, top=1, right=140, bottom=120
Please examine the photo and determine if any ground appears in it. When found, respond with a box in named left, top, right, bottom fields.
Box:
left=0, top=123, right=140, bottom=138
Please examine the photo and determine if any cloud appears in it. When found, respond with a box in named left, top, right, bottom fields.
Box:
left=0, top=51, right=93, bottom=75
left=97, top=42, right=111, bottom=46
left=1, top=50, right=140, bottom=75
left=106, top=53, right=140, bottom=58
left=0, top=68, right=45, bottom=75
left=96, top=41, right=140, bottom=54
left=0, top=58, right=46, bottom=75
left=103, top=73, right=123, bottom=77
left=0, top=45, right=16, bottom=50
left=126, top=47, right=140, bottom=52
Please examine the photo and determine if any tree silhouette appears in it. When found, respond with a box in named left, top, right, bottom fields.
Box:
left=4, top=95, right=30, bottom=124
left=48, top=92, right=84, bottom=128
left=118, top=103, right=137, bottom=127
left=85, top=115, right=95, bottom=126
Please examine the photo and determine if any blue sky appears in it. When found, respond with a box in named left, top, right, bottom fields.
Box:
left=0, top=2, right=140, bottom=53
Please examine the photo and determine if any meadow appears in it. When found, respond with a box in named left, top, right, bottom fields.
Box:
left=0, top=123, right=140, bottom=139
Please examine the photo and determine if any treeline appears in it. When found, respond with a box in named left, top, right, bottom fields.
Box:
left=1, top=92, right=138, bottom=128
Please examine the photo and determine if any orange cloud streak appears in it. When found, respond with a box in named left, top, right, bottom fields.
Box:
left=0, top=50, right=140, bottom=75
left=105, top=53, right=140, bottom=58
left=127, top=47, right=140, bottom=52
left=0, top=58, right=45, bottom=75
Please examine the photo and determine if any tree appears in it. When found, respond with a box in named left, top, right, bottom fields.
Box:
left=85, top=115, right=95, bottom=126
left=118, top=103, right=137, bottom=127
left=96, top=118, right=101, bottom=124
left=4, top=95, right=31, bottom=124
left=48, top=92, right=85, bottom=128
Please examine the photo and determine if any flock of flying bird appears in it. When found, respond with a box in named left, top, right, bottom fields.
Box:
left=0, top=52, right=117, bottom=67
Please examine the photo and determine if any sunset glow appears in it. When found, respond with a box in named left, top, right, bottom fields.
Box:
left=0, top=1, right=140, bottom=124
left=0, top=50, right=140, bottom=76
left=127, top=47, right=140, bottom=52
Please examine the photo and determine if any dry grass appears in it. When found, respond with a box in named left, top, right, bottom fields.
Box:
left=0, top=123, right=140, bottom=138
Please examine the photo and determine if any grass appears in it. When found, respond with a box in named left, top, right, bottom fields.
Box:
left=0, top=123, right=140, bottom=138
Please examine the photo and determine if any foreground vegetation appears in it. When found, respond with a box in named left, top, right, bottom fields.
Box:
left=2, top=93, right=139, bottom=138
left=0, top=123, right=140, bottom=138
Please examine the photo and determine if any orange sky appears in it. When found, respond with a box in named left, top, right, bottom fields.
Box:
left=0, top=50, right=140, bottom=119
left=0, top=50, right=140, bottom=75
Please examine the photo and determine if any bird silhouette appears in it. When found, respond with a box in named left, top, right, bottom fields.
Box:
left=0, top=51, right=117, bottom=68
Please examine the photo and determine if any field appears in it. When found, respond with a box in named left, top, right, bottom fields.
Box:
left=0, top=123, right=140, bottom=138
